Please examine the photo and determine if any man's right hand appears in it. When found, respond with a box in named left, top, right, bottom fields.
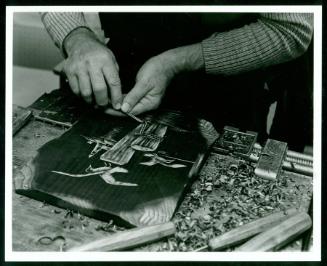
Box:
left=63, top=27, right=122, bottom=109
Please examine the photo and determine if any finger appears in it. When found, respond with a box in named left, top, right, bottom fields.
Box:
left=94, top=97, right=111, bottom=109
left=129, top=98, right=158, bottom=115
left=89, top=69, right=108, bottom=106
left=67, top=74, right=80, bottom=96
left=111, top=55, right=120, bottom=71
left=115, top=62, right=119, bottom=71
left=64, top=59, right=79, bottom=95
left=104, top=107, right=126, bottom=117
left=77, top=71, right=92, bottom=104
left=121, top=81, right=149, bottom=113
left=103, top=65, right=122, bottom=110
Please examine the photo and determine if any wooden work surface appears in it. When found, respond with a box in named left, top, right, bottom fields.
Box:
left=13, top=119, right=124, bottom=251
left=12, top=117, right=312, bottom=252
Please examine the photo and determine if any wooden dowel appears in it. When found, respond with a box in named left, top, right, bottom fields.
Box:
left=249, top=154, right=313, bottom=176
left=253, top=143, right=313, bottom=162
left=208, top=208, right=298, bottom=251
left=235, top=212, right=312, bottom=251
left=287, top=150, right=313, bottom=162
left=282, top=161, right=313, bottom=176
left=68, top=222, right=176, bottom=252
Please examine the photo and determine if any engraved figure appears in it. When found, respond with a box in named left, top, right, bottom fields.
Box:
left=140, top=153, right=187, bottom=168
left=52, top=164, right=137, bottom=187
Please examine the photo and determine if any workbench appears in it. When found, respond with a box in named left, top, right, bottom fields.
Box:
left=12, top=102, right=313, bottom=252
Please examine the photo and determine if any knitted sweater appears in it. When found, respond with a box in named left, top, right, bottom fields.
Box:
left=41, top=12, right=313, bottom=75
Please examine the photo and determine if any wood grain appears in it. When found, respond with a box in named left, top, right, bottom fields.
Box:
left=12, top=191, right=121, bottom=252
left=12, top=121, right=123, bottom=252
left=15, top=109, right=207, bottom=227
left=235, top=212, right=312, bottom=251
left=30, top=88, right=89, bottom=127
left=208, top=208, right=298, bottom=250
left=12, top=119, right=313, bottom=252
left=13, top=105, right=32, bottom=135
left=69, top=222, right=175, bottom=251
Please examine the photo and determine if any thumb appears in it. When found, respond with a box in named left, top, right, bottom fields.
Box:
left=121, top=81, right=149, bottom=113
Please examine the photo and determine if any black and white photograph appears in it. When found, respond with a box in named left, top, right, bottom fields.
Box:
left=4, top=4, right=323, bottom=262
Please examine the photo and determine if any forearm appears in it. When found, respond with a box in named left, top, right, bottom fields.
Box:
left=158, top=43, right=205, bottom=75
left=201, top=13, right=314, bottom=75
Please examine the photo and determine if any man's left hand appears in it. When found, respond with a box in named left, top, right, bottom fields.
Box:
left=112, top=43, right=204, bottom=116
left=119, top=54, right=175, bottom=115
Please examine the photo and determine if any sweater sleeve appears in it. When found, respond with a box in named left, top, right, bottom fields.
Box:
left=201, top=13, right=314, bottom=75
left=40, top=12, right=89, bottom=49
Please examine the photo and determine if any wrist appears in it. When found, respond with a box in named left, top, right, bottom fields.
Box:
left=161, top=43, right=205, bottom=74
left=63, top=27, right=98, bottom=56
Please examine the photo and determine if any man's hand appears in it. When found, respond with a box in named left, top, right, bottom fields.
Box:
left=120, top=43, right=204, bottom=115
left=120, top=55, right=174, bottom=115
left=63, top=28, right=122, bottom=109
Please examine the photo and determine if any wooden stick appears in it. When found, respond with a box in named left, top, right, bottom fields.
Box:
left=34, top=115, right=73, bottom=128
left=13, top=105, right=32, bottom=135
left=235, top=212, right=312, bottom=251
left=208, top=208, right=298, bottom=251
left=120, top=110, right=144, bottom=123
left=68, top=222, right=175, bottom=251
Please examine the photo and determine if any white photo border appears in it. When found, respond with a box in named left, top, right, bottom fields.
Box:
left=5, top=5, right=322, bottom=262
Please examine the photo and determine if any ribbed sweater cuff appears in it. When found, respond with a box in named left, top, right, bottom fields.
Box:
left=201, top=13, right=313, bottom=76
left=41, top=12, right=89, bottom=50
left=202, top=35, right=221, bottom=75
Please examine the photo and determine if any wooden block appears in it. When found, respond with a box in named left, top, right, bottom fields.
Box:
left=255, top=139, right=287, bottom=180
left=30, top=88, right=89, bottom=128
left=208, top=208, right=298, bottom=251
left=69, top=222, right=175, bottom=251
left=15, top=109, right=208, bottom=227
left=235, top=212, right=312, bottom=251
left=13, top=105, right=32, bottom=135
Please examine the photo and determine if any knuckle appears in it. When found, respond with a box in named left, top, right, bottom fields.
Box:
left=89, top=50, right=111, bottom=64
left=76, top=62, right=87, bottom=73
left=137, top=76, right=152, bottom=87
left=114, top=96, right=122, bottom=103
left=63, top=62, right=73, bottom=74
left=85, top=56, right=98, bottom=67
left=108, top=78, right=121, bottom=88
left=66, top=60, right=84, bottom=74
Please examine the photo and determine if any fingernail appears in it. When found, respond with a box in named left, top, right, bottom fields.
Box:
left=121, top=102, right=130, bottom=113
left=85, top=97, right=92, bottom=104
left=115, top=102, right=121, bottom=110
left=98, top=100, right=108, bottom=107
